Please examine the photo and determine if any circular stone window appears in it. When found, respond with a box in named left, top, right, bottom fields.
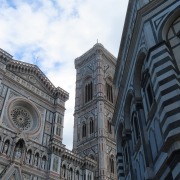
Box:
left=10, top=106, right=32, bottom=131
left=7, top=97, right=41, bottom=134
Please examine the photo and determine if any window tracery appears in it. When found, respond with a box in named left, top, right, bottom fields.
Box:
left=90, top=118, right=94, bottom=134
left=106, top=83, right=113, bottom=103
left=82, top=122, right=86, bottom=138
left=110, top=156, right=115, bottom=174
left=85, top=81, right=93, bottom=103
left=108, top=119, right=112, bottom=134
left=3, top=140, right=9, bottom=155
left=10, top=107, right=32, bottom=131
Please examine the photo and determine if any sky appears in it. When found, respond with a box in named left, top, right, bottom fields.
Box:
left=0, top=0, right=128, bottom=150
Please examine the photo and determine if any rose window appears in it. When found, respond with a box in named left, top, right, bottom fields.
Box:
left=7, top=98, right=41, bottom=134
left=10, top=107, right=32, bottom=131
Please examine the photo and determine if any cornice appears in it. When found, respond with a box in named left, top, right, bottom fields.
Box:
left=112, top=0, right=167, bottom=126
left=75, top=43, right=116, bottom=69
left=114, top=0, right=165, bottom=84
left=0, top=48, right=69, bottom=102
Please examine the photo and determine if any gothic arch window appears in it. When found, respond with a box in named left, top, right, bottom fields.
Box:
left=108, top=119, right=112, bottom=134
left=106, top=82, right=113, bottom=103
left=57, top=115, right=62, bottom=124
left=56, top=126, right=61, bottom=136
left=76, top=170, right=80, bottom=180
left=88, top=174, right=92, bottom=180
left=90, top=118, right=94, bottom=134
left=62, top=164, right=66, bottom=178
left=53, top=157, right=59, bottom=172
left=26, top=149, right=32, bottom=164
left=166, top=17, right=180, bottom=70
left=109, top=155, right=115, bottom=174
left=131, top=113, right=140, bottom=142
left=124, top=147, right=129, bottom=169
left=82, top=122, right=86, bottom=138
left=141, top=69, right=155, bottom=112
left=69, top=168, right=73, bottom=180
left=85, top=81, right=93, bottom=103
left=3, top=140, right=10, bottom=154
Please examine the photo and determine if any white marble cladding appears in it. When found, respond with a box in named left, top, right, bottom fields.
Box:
left=5, top=70, right=54, bottom=104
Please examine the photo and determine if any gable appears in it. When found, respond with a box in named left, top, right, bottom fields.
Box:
left=6, top=60, right=55, bottom=96
left=13, top=71, right=53, bottom=95
left=2, top=164, right=23, bottom=180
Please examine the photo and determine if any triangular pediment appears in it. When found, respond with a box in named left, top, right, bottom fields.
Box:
left=13, top=71, right=53, bottom=95
left=6, top=59, right=55, bottom=95
left=2, top=164, right=23, bottom=180
left=3, top=59, right=69, bottom=101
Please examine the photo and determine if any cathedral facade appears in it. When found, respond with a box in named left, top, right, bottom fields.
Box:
left=73, top=43, right=117, bottom=180
left=0, top=48, right=96, bottom=180
left=113, top=0, right=180, bottom=180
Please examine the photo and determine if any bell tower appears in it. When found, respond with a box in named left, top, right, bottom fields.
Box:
left=73, top=43, right=117, bottom=179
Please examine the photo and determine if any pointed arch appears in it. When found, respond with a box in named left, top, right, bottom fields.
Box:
left=159, top=7, right=180, bottom=41
left=124, top=89, right=134, bottom=130
left=133, top=49, right=147, bottom=98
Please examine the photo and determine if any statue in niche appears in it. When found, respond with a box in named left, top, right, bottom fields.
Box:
left=34, top=154, right=39, bottom=166
left=41, top=157, right=46, bottom=169
left=3, top=141, right=9, bottom=154
left=15, top=147, right=22, bottom=159
left=26, top=150, right=32, bottom=164
left=14, top=139, right=24, bottom=159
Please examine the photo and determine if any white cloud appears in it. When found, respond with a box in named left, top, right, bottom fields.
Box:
left=0, top=0, right=128, bottom=150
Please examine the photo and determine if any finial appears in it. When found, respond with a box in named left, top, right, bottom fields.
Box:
left=35, top=56, right=39, bottom=66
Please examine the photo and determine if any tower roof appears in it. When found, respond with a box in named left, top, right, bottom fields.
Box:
left=74, top=43, right=116, bottom=68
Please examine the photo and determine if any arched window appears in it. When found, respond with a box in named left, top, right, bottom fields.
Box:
left=3, top=140, right=10, bottom=155
left=56, top=126, right=61, bottom=136
left=124, top=147, right=129, bottom=169
left=90, top=118, right=94, bottom=134
left=26, top=149, right=32, bottom=164
left=167, top=17, right=180, bottom=70
left=52, top=157, right=59, bottom=172
left=108, top=119, right=112, bottom=134
left=57, top=115, right=62, bottom=124
left=82, top=122, right=86, bottom=138
left=132, top=113, right=140, bottom=142
left=106, top=83, right=113, bottom=103
left=70, top=168, right=73, bottom=180
left=85, top=81, right=93, bottom=103
left=88, top=174, right=92, bottom=180
left=110, top=156, right=115, bottom=174
left=141, top=69, right=155, bottom=111
left=76, top=170, right=80, bottom=180
left=62, top=165, right=66, bottom=178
